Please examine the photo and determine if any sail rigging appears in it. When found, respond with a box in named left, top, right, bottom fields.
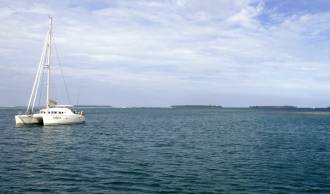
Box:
left=26, top=16, right=68, bottom=112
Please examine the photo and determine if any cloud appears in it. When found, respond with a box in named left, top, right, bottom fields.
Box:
left=1, top=0, right=330, bottom=106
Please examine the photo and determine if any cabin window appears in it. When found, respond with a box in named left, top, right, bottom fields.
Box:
left=48, top=112, right=50, bottom=114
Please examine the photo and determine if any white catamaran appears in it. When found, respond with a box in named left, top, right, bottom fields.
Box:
left=15, top=16, right=85, bottom=126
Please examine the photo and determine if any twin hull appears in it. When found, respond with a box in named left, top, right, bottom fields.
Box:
left=15, top=114, right=85, bottom=126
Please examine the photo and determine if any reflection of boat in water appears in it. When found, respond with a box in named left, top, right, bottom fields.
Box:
left=15, top=16, right=85, bottom=126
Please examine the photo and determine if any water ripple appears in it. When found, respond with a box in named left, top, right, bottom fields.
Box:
left=1, top=108, right=330, bottom=193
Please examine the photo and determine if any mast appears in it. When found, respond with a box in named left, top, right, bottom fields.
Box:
left=26, top=17, right=51, bottom=113
left=46, top=16, right=53, bottom=108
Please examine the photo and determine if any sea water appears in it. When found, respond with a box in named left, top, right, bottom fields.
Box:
left=0, top=108, right=330, bottom=193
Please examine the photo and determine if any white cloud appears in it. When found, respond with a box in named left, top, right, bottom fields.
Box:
left=1, top=0, right=330, bottom=106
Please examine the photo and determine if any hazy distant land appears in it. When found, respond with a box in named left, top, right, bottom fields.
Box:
left=3, top=105, right=330, bottom=110
left=171, top=105, right=223, bottom=108
left=4, top=105, right=330, bottom=115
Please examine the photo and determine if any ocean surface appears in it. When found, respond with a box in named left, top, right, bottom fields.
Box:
left=1, top=108, right=330, bottom=193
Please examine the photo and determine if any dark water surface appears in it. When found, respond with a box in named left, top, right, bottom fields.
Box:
left=1, top=108, right=330, bottom=193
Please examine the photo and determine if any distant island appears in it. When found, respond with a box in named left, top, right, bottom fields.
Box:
left=249, top=106, right=330, bottom=111
left=249, top=106, right=298, bottom=110
left=171, top=105, right=222, bottom=109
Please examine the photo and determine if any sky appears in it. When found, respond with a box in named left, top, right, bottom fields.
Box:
left=2, top=0, right=330, bottom=107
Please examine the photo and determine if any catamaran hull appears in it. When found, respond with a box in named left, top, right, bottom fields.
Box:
left=42, top=114, right=85, bottom=126
left=15, top=115, right=43, bottom=126
left=15, top=114, right=85, bottom=126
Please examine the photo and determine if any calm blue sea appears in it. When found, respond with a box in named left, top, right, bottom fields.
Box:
left=0, top=108, right=330, bottom=193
